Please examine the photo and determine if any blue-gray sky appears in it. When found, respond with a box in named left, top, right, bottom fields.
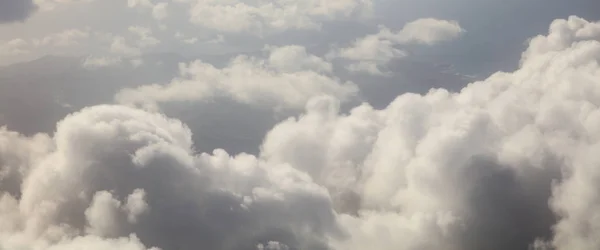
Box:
left=1, top=0, right=598, bottom=75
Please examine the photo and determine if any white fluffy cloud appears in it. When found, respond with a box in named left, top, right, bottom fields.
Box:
left=0, top=104, right=339, bottom=250
left=115, top=45, right=358, bottom=110
left=179, top=0, right=372, bottom=34
left=0, top=127, right=52, bottom=197
left=331, top=26, right=406, bottom=76
left=261, top=16, right=600, bottom=250
left=4, top=10, right=600, bottom=250
left=393, top=18, right=465, bottom=45
left=330, top=18, right=464, bottom=75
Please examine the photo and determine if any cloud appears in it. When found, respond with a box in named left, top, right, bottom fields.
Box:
left=329, top=18, right=464, bottom=75
left=258, top=15, right=600, bottom=250
left=0, top=39, right=30, bottom=56
left=34, top=0, right=95, bottom=11
left=3, top=10, right=600, bottom=250
left=393, top=18, right=465, bottom=45
left=128, top=0, right=169, bottom=21
left=33, top=28, right=91, bottom=47
left=265, top=45, right=333, bottom=73
left=128, top=26, right=160, bottom=48
left=180, top=0, right=373, bottom=34
left=257, top=241, right=290, bottom=250
left=175, top=32, right=224, bottom=45
left=182, top=37, right=198, bottom=44
left=115, top=45, right=358, bottom=110
left=0, top=105, right=340, bottom=250
left=82, top=55, right=143, bottom=70
left=0, top=127, right=52, bottom=198
left=174, top=32, right=198, bottom=44
left=82, top=55, right=123, bottom=69
left=100, top=27, right=160, bottom=57
left=0, top=0, right=37, bottom=24
left=329, top=26, right=407, bottom=75
left=207, top=34, right=225, bottom=44
left=151, top=2, right=168, bottom=21
left=130, top=58, right=144, bottom=68
left=107, top=27, right=159, bottom=57
left=127, top=0, right=153, bottom=8
left=110, top=36, right=142, bottom=57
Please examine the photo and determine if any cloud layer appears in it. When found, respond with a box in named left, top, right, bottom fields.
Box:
left=180, top=0, right=372, bottom=34
left=2, top=6, right=600, bottom=250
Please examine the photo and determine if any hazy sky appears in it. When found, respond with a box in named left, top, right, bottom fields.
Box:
left=1, top=0, right=598, bottom=72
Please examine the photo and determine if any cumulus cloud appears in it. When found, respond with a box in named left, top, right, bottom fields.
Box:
left=115, top=45, right=358, bottom=110
left=0, top=105, right=340, bottom=250
left=393, top=18, right=465, bottom=45
left=4, top=12, right=600, bottom=250
left=0, top=0, right=37, bottom=23
left=330, top=18, right=464, bottom=75
left=330, top=26, right=407, bottom=76
left=0, top=127, right=52, bottom=198
left=261, top=15, right=600, bottom=250
left=265, top=45, right=333, bottom=73
left=179, top=0, right=372, bottom=34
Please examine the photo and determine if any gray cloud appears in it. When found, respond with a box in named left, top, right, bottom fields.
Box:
left=0, top=0, right=37, bottom=24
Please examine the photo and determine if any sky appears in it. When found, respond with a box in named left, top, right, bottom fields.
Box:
left=1, top=0, right=600, bottom=250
